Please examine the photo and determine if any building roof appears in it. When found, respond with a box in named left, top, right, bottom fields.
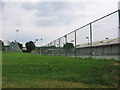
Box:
left=76, top=38, right=120, bottom=48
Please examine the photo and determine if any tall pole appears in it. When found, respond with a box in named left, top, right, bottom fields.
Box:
left=106, top=38, right=109, bottom=55
left=16, top=30, right=19, bottom=42
left=86, top=36, right=89, bottom=56
left=86, top=37, right=89, bottom=45
left=34, top=39, right=38, bottom=54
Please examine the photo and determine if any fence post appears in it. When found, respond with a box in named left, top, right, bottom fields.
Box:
left=118, top=1, right=120, bottom=61
left=90, top=23, right=93, bottom=58
left=54, top=41, right=56, bottom=56
left=49, top=43, right=51, bottom=56
left=65, top=35, right=67, bottom=56
left=118, top=2, right=120, bottom=38
left=59, top=38, right=60, bottom=56
left=47, top=44, right=49, bottom=55
left=48, top=43, right=50, bottom=55
left=75, top=31, right=77, bottom=57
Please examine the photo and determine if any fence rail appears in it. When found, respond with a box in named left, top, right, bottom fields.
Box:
left=42, top=10, right=120, bottom=60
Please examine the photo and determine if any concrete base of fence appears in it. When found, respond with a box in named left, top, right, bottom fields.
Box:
left=75, top=55, right=119, bottom=60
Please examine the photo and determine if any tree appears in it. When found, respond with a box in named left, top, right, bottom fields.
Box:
left=25, top=41, right=35, bottom=52
left=63, top=42, right=74, bottom=51
left=2, top=41, right=4, bottom=51
left=0, top=40, right=4, bottom=51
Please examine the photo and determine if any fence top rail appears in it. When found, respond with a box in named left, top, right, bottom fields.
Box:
left=44, top=10, right=118, bottom=46
left=91, top=10, right=118, bottom=24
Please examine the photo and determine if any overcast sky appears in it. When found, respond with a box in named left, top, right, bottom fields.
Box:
left=0, top=0, right=119, bottom=46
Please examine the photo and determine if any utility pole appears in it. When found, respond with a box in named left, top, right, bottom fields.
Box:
left=16, top=30, right=19, bottom=42
left=86, top=37, right=89, bottom=45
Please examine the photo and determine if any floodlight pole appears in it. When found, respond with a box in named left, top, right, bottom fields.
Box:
left=16, top=30, right=19, bottom=42
left=86, top=37, right=89, bottom=45
left=106, top=38, right=110, bottom=55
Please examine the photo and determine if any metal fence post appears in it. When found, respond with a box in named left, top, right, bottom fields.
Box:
left=54, top=41, right=56, bottom=56
left=65, top=35, right=67, bottom=56
left=118, top=2, right=120, bottom=60
left=49, top=43, right=51, bottom=55
left=90, top=23, right=93, bottom=58
left=59, top=38, right=60, bottom=56
left=75, top=31, right=77, bottom=57
left=48, top=43, right=50, bottom=55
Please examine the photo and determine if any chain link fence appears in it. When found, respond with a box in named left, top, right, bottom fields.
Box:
left=42, top=10, right=120, bottom=60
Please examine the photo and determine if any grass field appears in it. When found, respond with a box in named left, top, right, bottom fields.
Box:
left=2, top=52, right=119, bottom=88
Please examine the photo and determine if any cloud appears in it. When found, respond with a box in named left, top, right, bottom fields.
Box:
left=22, top=2, right=67, bottom=11
left=1, top=1, right=119, bottom=46
left=21, top=2, right=87, bottom=27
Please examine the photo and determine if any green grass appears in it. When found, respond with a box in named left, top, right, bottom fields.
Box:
left=2, top=52, right=119, bottom=88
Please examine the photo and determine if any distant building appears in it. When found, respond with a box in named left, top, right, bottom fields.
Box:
left=76, top=38, right=120, bottom=60
left=31, top=47, right=40, bottom=54
left=22, top=47, right=27, bottom=51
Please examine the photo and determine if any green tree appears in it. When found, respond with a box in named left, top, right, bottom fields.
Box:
left=0, top=40, right=4, bottom=51
left=25, top=41, right=35, bottom=52
left=2, top=41, right=4, bottom=51
left=63, top=42, right=74, bottom=51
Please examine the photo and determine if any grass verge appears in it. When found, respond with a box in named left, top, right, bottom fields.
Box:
left=2, top=52, right=119, bottom=88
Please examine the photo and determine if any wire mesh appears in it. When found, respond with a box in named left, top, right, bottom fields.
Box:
left=67, top=32, right=75, bottom=57
left=76, top=25, right=90, bottom=57
left=92, top=11, right=118, bottom=58
left=59, top=37, right=66, bottom=56
left=43, top=10, right=119, bottom=60
left=54, top=39, right=60, bottom=56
